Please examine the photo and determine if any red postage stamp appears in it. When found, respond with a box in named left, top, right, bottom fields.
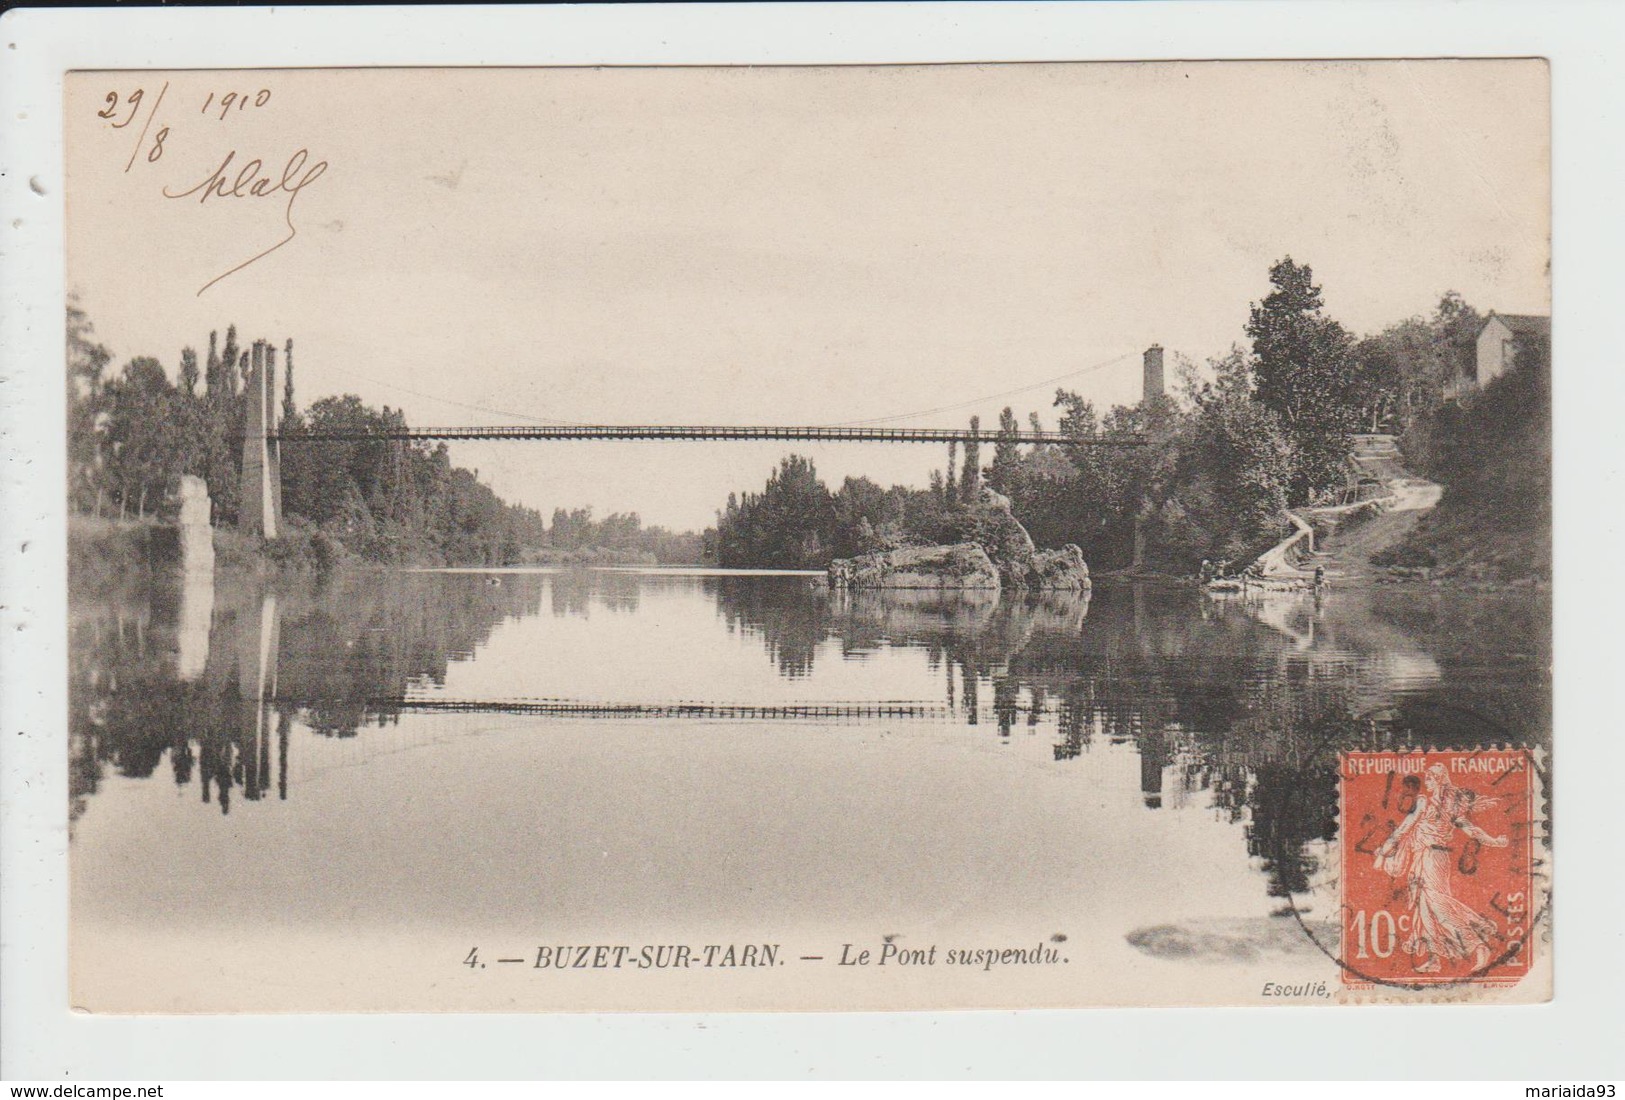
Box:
left=1339, top=749, right=1538, bottom=988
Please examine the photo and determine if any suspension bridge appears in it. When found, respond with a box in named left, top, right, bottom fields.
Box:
left=234, top=341, right=1167, bottom=538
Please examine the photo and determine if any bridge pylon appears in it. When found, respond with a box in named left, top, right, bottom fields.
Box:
left=239, top=340, right=283, bottom=539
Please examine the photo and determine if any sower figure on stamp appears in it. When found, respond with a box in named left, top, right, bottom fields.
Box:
left=1373, top=764, right=1509, bottom=974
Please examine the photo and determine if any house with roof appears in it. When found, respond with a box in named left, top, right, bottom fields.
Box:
left=1450, top=312, right=1549, bottom=401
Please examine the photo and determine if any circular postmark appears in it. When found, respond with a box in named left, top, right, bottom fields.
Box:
left=1275, top=701, right=1549, bottom=994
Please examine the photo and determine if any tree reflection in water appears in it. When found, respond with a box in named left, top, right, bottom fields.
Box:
left=69, top=570, right=544, bottom=819
left=710, top=577, right=1546, bottom=900
left=71, top=569, right=1546, bottom=901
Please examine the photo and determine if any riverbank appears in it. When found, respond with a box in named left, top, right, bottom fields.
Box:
left=70, top=515, right=356, bottom=596
left=1308, top=479, right=1547, bottom=589
left=1381, top=352, right=1550, bottom=585
left=68, top=516, right=171, bottom=593
left=68, top=516, right=714, bottom=596
left=1208, top=426, right=1548, bottom=591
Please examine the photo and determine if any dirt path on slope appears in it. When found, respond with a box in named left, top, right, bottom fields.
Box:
left=1309, top=476, right=1442, bottom=584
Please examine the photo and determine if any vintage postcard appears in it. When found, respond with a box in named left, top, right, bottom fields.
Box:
left=62, top=60, right=1551, bottom=1013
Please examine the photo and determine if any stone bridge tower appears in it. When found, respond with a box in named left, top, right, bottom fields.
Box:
left=239, top=340, right=282, bottom=539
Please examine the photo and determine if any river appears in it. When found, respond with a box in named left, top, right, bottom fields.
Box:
left=67, top=566, right=1549, bottom=1011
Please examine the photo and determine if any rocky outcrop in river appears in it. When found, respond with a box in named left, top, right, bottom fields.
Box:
left=1026, top=544, right=1091, bottom=591
left=827, top=543, right=1002, bottom=590
left=828, top=487, right=1091, bottom=592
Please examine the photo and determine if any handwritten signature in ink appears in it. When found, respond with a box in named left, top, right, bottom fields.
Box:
left=163, top=148, right=329, bottom=296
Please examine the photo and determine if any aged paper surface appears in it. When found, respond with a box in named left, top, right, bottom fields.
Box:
left=63, top=61, right=1550, bottom=1013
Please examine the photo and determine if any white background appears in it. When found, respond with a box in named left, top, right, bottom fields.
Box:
left=3, top=1, right=1621, bottom=1080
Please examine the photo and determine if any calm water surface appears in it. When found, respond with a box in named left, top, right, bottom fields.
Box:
left=67, top=567, right=1550, bottom=1009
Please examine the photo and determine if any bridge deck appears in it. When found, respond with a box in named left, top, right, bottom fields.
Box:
left=272, top=424, right=1146, bottom=445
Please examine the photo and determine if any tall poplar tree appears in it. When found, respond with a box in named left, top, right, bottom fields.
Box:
left=205, top=331, right=221, bottom=395
left=220, top=326, right=240, bottom=396
left=1245, top=257, right=1361, bottom=503
left=988, top=406, right=1022, bottom=494
left=282, top=338, right=297, bottom=424
left=960, top=416, right=981, bottom=503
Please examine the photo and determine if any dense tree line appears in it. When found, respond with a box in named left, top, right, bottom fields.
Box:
left=279, top=393, right=548, bottom=565
left=713, top=455, right=979, bottom=570
left=537, top=506, right=704, bottom=564
left=69, top=300, right=261, bottom=525
left=66, top=301, right=702, bottom=566
left=1349, top=291, right=1483, bottom=431
left=716, top=258, right=1497, bottom=575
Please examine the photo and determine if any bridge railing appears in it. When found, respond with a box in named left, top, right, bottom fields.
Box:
left=270, top=424, right=1148, bottom=445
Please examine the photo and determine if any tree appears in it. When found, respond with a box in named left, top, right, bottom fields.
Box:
left=282, top=338, right=297, bottom=425
left=178, top=347, right=200, bottom=396
left=1163, top=387, right=1293, bottom=563
left=220, top=326, right=240, bottom=397
left=1349, top=333, right=1405, bottom=432
left=831, top=476, right=902, bottom=558
left=66, top=298, right=113, bottom=515
left=205, top=330, right=222, bottom=395
left=66, top=311, right=561, bottom=564
left=1113, top=397, right=1183, bottom=570
left=1431, top=291, right=1483, bottom=387
left=1246, top=257, right=1361, bottom=503
left=198, top=328, right=244, bottom=525
left=286, top=395, right=386, bottom=525
left=960, top=415, right=982, bottom=503
left=988, top=406, right=1022, bottom=495
left=1351, top=294, right=1483, bottom=433
left=1183, top=345, right=1254, bottom=410
left=1035, top=386, right=1184, bottom=570
left=1375, top=327, right=1549, bottom=580
left=102, top=357, right=181, bottom=517
left=713, top=455, right=836, bottom=568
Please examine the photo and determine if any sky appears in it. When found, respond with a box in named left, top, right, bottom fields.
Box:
left=65, top=61, right=1550, bottom=531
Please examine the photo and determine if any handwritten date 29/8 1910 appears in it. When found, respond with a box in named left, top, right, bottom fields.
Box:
left=99, top=84, right=327, bottom=296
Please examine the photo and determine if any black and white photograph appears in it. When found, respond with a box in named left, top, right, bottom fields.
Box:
left=52, top=58, right=1557, bottom=1015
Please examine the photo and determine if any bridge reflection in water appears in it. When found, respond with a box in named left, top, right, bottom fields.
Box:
left=272, top=423, right=1148, bottom=446
left=68, top=568, right=1547, bottom=908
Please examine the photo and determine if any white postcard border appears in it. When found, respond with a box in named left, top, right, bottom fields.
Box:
left=3, top=0, right=1621, bottom=1080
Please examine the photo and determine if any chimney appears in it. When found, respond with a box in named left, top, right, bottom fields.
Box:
left=1143, top=344, right=1165, bottom=402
